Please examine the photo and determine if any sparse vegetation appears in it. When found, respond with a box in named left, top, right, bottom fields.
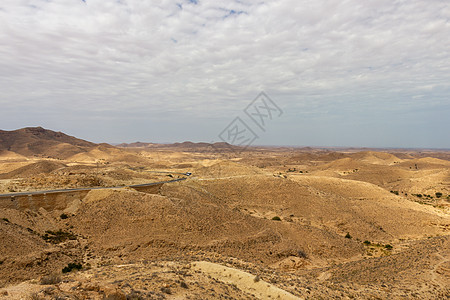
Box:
left=345, top=232, right=352, bottom=239
left=60, top=213, right=69, bottom=219
left=62, top=262, right=82, bottom=273
left=297, top=249, right=308, bottom=258
left=42, top=230, right=76, bottom=244
left=271, top=216, right=281, bottom=221
left=390, top=190, right=399, bottom=195
left=435, top=192, right=442, bottom=198
left=160, top=287, right=172, bottom=294
left=28, top=292, right=41, bottom=300
left=2, top=218, right=9, bottom=223
left=126, top=291, right=144, bottom=300
left=40, top=273, right=62, bottom=285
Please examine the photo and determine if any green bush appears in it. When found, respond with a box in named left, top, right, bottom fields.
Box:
left=345, top=233, right=352, bottom=239
left=271, top=216, right=281, bottom=221
left=363, top=240, right=371, bottom=245
left=385, top=244, right=393, bottom=250
left=435, top=192, right=443, bottom=198
left=60, top=213, right=69, bottom=219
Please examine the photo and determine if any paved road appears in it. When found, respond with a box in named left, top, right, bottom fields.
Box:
left=0, top=178, right=186, bottom=198
left=129, top=169, right=190, bottom=176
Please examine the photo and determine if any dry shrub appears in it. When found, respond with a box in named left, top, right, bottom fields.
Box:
left=40, top=273, right=62, bottom=285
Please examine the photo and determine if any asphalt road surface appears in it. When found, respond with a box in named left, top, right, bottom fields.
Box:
left=0, top=178, right=186, bottom=198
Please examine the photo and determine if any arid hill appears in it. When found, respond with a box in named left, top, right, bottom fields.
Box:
left=0, top=161, right=67, bottom=179
left=0, top=130, right=449, bottom=299
left=0, top=128, right=152, bottom=165
left=0, top=127, right=95, bottom=159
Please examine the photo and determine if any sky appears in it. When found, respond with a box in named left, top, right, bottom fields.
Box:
left=0, top=0, right=449, bottom=148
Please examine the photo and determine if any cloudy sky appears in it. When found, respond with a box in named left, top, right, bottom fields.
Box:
left=0, top=0, right=449, bottom=148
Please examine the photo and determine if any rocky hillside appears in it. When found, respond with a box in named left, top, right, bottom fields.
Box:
left=0, top=127, right=96, bottom=159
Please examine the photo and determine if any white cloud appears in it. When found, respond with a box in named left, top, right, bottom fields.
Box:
left=0, top=0, right=449, bottom=147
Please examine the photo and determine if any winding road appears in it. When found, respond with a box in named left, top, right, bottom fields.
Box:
left=0, top=178, right=186, bottom=198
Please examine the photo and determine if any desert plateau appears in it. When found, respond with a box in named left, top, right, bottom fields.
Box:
left=0, top=127, right=448, bottom=299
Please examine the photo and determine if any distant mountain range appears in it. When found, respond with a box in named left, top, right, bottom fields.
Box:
left=116, top=141, right=235, bottom=150
left=0, top=127, right=240, bottom=160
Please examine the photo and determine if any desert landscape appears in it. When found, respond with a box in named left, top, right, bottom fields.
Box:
left=0, top=127, right=449, bottom=299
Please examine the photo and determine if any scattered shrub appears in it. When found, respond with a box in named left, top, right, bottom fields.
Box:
left=385, top=244, right=393, bottom=250
left=297, top=250, right=308, bottom=258
left=29, top=292, right=41, bottom=300
left=390, top=191, right=399, bottom=195
left=271, top=216, right=281, bottom=221
left=40, top=274, right=61, bottom=285
left=126, top=291, right=144, bottom=300
left=435, top=192, right=443, bottom=198
left=345, top=233, right=352, bottom=239
left=60, top=213, right=69, bottom=219
left=2, top=218, right=9, bottom=223
left=62, top=262, right=82, bottom=273
left=105, top=291, right=128, bottom=300
left=363, top=240, right=371, bottom=245
left=42, top=230, right=76, bottom=244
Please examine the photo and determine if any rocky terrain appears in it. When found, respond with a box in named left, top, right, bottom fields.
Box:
left=0, top=128, right=449, bottom=299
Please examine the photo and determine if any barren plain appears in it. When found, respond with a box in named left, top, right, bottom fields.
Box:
left=0, top=127, right=449, bottom=299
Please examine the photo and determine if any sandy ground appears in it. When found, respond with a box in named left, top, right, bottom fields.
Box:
left=191, top=261, right=302, bottom=299
left=0, top=140, right=449, bottom=299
